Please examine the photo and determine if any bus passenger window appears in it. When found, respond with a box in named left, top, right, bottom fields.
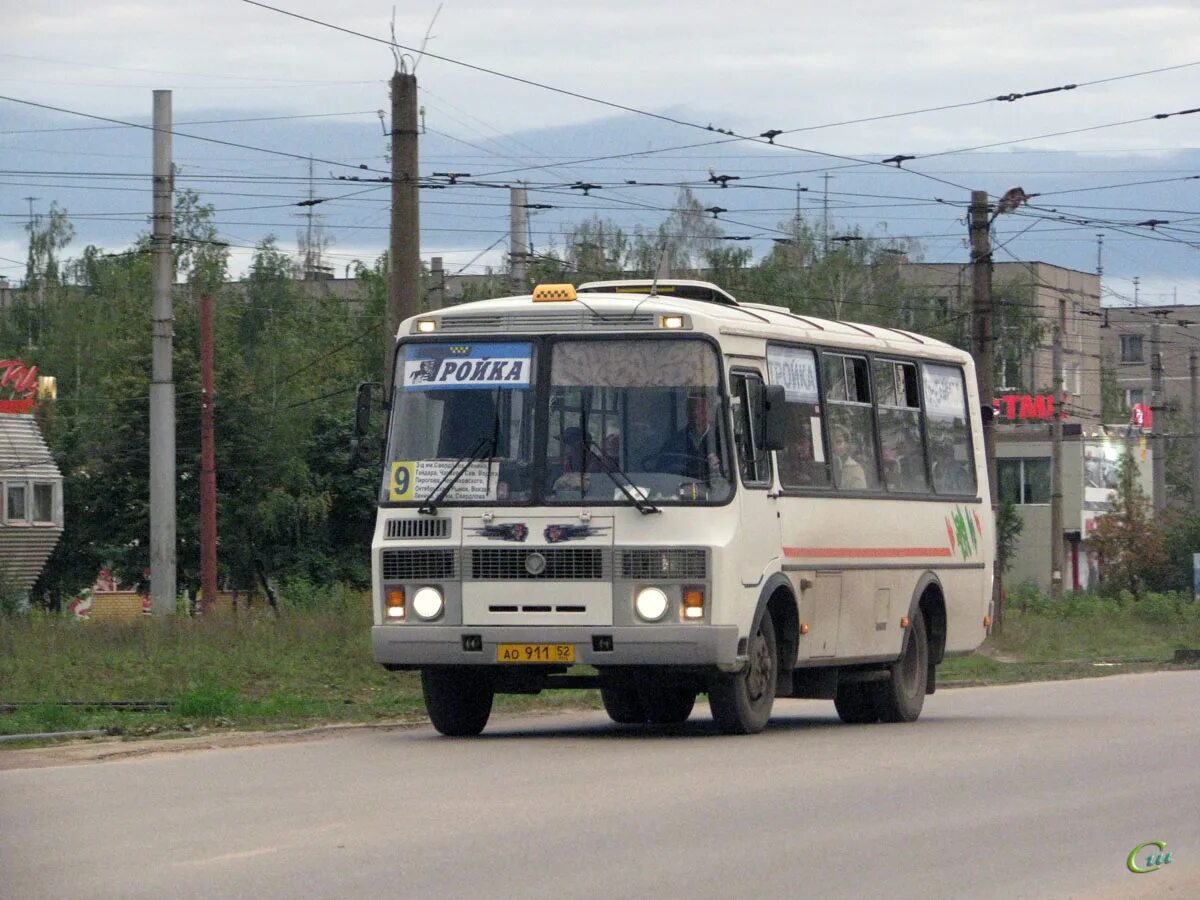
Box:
left=823, top=353, right=879, bottom=491
left=922, top=363, right=977, bottom=495
left=767, top=345, right=830, bottom=489
left=874, top=359, right=929, bottom=493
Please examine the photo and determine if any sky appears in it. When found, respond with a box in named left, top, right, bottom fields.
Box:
left=2, top=0, right=1200, bottom=305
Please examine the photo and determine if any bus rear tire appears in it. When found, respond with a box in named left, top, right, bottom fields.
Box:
left=875, top=607, right=928, bottom=723
left=834, top=682, right=880, bottom=724
left=421, top=667, right=495, bottom=736
left=600, top=686, right=645, bottom=724
left=708, top=609, right=777, bottom=735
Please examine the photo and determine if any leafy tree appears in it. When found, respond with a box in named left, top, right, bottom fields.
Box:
left=1086, top=451, right=1167, bottom=597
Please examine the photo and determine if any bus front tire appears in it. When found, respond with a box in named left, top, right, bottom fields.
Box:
left=421, top=667, right=495, bottom=736
left=708, top=609, right=777, bottom=735
left=875, top=607, right=929, bottom=723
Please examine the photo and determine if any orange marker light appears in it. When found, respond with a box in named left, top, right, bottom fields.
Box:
left=900, top=615, right=910, bottom=629
left=799, top=622, right=809, bottom=635
left=683, top=588, right=705, bottom=620
left=983, top=615, right=992, bottom=628
left=386, top=589, right=406, bottom=619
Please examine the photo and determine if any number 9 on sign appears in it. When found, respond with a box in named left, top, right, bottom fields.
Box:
left=390, top=462, right=415, bottom=501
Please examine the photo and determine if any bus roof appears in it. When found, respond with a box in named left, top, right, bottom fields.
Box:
left=405, top=281, right=967, bottom=362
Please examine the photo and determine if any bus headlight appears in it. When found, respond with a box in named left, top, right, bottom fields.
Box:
left=412, top=586, right=444, bottom=620
left=635, top=587, right=669, bottom=622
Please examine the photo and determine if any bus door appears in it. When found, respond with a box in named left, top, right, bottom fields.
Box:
left=728, top=367, right=780, bottom=589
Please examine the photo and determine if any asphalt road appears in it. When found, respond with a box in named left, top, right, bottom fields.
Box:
left=2, top=671, right=1198, bottom=900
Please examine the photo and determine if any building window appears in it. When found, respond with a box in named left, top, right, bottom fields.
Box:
left=5, top=483, right=27, bottom=522
left=1120, top=334, right=1144, bottom=363
left=32, top=483, right=54, bottom=523
left=998, top=458, right=1051, bottom=504
left=1125, top=388, right=1145, bottom=410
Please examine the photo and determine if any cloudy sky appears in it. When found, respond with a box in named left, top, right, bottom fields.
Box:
left=3, top=0, right=1200, bottom=302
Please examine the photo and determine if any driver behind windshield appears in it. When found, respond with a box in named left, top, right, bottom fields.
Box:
left=657, top=393, right=723, bottom=480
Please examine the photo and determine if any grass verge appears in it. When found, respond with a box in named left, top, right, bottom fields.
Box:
left=1, top=588, right=1197, bottom=744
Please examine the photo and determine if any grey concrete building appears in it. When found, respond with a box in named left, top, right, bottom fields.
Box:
left=1101, top=304, right=1200, bottom=419
left=900, top=261, right=1104, bottom=428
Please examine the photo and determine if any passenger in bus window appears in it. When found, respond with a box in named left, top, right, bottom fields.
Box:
left=831, top=425, right=868, bottom=490
left=778, top=419, right=823, bottom=486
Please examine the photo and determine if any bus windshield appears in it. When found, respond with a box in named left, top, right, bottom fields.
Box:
left=382, top=337, right=731, bottom=506
left=543, top=339, right=731, bottom=504
left=381, top=341, right=537, bottom=504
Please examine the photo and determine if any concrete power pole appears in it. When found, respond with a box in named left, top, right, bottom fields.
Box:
left=388, top=69, right=421, bottom=389
left=429, top=256, right=445, bottom=311
left=1192, top=349, right=1200, bottom=514
left=510, top=185, right=529, bottom=294
left=150, top=90, right=176, bottom=615
left=969, top=191, right=1001, bottom=623
left=1050, top=295, right=1065, bottom=599
left=199, top=293, right=218, bottom=616
left=1151, top=317, right=1167, bottom=514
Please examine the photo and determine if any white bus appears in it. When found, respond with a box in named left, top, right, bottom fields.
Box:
left=367, top=279, right=993, bottom=735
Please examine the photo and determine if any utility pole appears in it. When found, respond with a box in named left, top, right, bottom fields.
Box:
left=969, top=191, right=1000, bottom=622
left=510, top=185, right=529, bottom=294
left=1191, top=349, right=1200, bottom=514
left=149, top=90, right=176, bottom=616
left=1050, top=295, right=1065, bottom=599
left=429, top=256, right=445, bottom=310
left=199, top=293, right=218, bottom=615
left=1150, top=316, right=1167, bottom=514
left=388, top=68, right=420, bottom=389
left=821, top=173, right=832, bottom=255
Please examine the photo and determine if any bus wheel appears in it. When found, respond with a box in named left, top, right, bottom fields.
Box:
left=600, top=686, right=646, bottom=724
left=708, top=609, right=777, bottom=735
left=875, top=607, right=928, bottom=723
left=834, top=682, right=880, bottom=724
left=421, top=667, right=495, bottom=736
left=643, top=687, right=696, bottom=725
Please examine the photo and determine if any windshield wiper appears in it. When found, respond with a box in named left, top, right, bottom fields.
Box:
left=418, top=436, right=494, bottom=515
left=582, top=435, right=660, bottom=515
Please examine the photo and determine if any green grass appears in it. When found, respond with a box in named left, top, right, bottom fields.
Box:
left=1, top=587, right=1196, bottom=742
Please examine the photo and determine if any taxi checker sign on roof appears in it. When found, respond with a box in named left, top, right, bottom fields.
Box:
left=403, top=342, right=532, bottom=390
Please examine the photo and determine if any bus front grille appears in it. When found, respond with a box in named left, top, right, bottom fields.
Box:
left=381, top=549, right=457, bottom=580
left=619, top=548, right=707, bottom=580
left=469, top=548, right=606, bottom=580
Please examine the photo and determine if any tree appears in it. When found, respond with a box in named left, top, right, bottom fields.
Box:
left=1086, top=451, right=1167, bottom=597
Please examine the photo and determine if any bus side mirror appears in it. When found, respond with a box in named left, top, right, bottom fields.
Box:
left=762, top=384, right=787, bottom=451
left=354, top=382, right=373, bottom=439
left=980, top=403, right=995, bottom=425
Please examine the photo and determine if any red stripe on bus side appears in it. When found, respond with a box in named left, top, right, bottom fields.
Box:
left=783, top=546, right=953, bottom=559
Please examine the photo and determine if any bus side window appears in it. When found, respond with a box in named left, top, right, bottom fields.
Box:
left=874, top=359, right=929, bottom=493
left=822, top=353, right=879, bottom=491
left=922, top=363, right=978, bottom=495
left=766, top=346, right=830, bottom=489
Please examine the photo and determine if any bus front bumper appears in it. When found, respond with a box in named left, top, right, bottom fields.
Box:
left=372, top=624, right=741, bottom=670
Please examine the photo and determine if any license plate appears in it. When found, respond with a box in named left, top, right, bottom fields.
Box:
left=497, top=643, right=576, bottom=664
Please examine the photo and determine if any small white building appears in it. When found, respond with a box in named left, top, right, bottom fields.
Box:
left=0, top=411, right=63, bottom=598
